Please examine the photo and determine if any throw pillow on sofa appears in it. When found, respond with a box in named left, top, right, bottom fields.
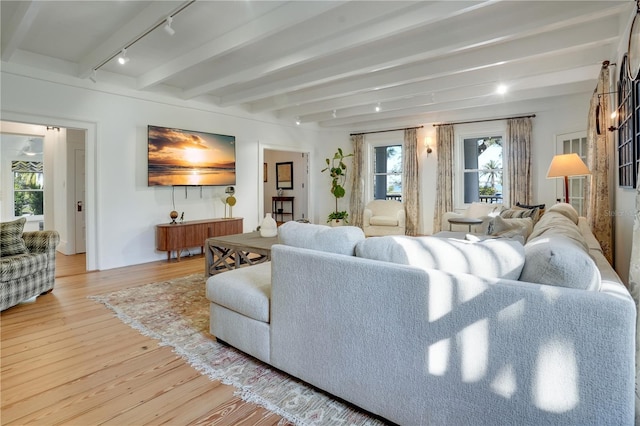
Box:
left=519, top=235, right=601, bottom=291
left=526, top=211, right=589, bottom=251
left=1, top=217, right=28, bottom=257
left=487, top=216, right=533, bottom=240
left=500, top=206, right=541, bottom=223
left=278, top=221, right=365, bottom=256
left=355, top=235, right=525, bottom=280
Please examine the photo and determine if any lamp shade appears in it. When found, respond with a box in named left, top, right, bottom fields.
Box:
left=546, top=153, right=590, bottom=178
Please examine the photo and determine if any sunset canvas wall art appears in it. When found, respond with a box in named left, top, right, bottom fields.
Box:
left=148, top=125, right=236, bottom=186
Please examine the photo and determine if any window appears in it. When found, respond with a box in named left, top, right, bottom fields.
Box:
left=617, top=54, right=639, bottom=188
left=13, top=161, right=44, bottom=216
left=556, top=132, right=588, bottom=215
left=372, top=145, right=402, bottom=201
left=461, top=136, right=503, bottom=204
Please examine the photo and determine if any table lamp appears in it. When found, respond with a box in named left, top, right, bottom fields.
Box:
left=546, top=153, right=590, bottom=203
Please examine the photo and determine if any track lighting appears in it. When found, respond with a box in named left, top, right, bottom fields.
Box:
left=295, top=117, right=301, bottom=125
left=89, top=69, right=97, bottom=83
left=375, top=102, right=381, bottom=112
left=332, top=109, right=337, bottom=118
left=118, top=48, right=129, bottom=65
left=163, top=16, right=175, bottom=35
left=496, top=84, right=508, bottom=95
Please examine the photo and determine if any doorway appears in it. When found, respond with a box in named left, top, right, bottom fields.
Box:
left=1, top=117, right=94, bottom=271
left=262, top=148, right=310, bottom=223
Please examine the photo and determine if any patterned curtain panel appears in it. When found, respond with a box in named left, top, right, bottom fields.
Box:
left=585, top=66, right=613, bottom=263
left=433, top=125, right=454, bottom=233
left=403, top=128, right=419, bottom=236
left=506, top=117, right=532, bottom=206
left=349, top=134, right=365, bottom=229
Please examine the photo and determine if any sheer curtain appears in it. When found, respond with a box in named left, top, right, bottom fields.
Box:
left=349, top=134, right=365, bottom=229
left=433, top=125, right=454, bottom=233
left=403, top=128, right=419, bottom=235
left=506, top=117, right=532, bottom=206
left=585, top=65, right=613, bottom=263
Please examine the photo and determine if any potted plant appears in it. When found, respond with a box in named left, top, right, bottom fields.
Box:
left=321, top=148, right=354, bottom=226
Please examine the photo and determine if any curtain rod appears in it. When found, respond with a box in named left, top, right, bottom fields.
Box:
left=350, top=125, right=423, bottom=136
left=433, top=114, right=536, bottom=127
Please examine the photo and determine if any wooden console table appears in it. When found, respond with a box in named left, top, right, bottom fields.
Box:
left=272, top=196, right=294, bottom=222
left=156, top=218, right=243, bottom=262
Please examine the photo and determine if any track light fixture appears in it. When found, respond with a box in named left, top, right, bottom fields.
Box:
left=332, top=109, right=337, bottom=118
left=295, top=117, right=301, bottom=125
left=164, top=16, right=175, bottom=35
left=375, top=102, right=381, bottom=112
left=118, top=48, right=129, bottom=65
left=89, top=69, right=97, bottom=83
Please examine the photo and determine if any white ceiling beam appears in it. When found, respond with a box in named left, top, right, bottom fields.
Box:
left=303, top=65, right=600, bottom=123
left=180, top=1, right=489, bottom=99
left=252, top=14, right=619, bottom=114
left=280, top=46, right=609, bottom=119
left=319, top=81, right=594, bottom=128
left=1, top=1, right=39, bottom=62
left=217, top=1, right=622, bottom=107
left=76, top=1, right=181, bottom=79
left=139, top=1, right=346, bottom=91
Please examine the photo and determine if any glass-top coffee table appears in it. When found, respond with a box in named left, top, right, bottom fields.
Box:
left=205, top=231, right=278, bottom=276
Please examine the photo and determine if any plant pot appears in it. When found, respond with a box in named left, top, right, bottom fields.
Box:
left=330, top=219, right=344, bottom=227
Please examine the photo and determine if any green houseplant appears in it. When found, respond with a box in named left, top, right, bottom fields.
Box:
left=321, top=148, right=354, bottom=225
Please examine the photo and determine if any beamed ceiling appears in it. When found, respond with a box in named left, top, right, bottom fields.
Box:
left=0, top=1, right=635, bottom=132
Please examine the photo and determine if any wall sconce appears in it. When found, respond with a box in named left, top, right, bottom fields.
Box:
left=424, top=137, right=433, bottom=156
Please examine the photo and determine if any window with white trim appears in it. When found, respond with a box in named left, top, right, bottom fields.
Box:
left=13, top=161, right=44, bottom=216
left=372, top=144, right=402, bottom=201
left=461, top=136, right=503, bottom=204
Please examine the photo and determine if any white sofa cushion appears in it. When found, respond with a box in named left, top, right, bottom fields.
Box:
left=278, top=221, right=365, bottom=256
left=519, top=235, right=601, bottom=291
left=527, top=211, right=588, bottom=251
left=355, top=235, right=525, bottom=280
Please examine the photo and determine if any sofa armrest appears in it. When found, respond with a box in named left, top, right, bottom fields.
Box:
left=22, top=231, right=60, bottom=255
left=363, top=208, right=372, bottom=226
left=397, top=209, right=406, bottom=227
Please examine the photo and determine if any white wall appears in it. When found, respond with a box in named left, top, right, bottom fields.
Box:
left=1, top=72, right=333, bottom=270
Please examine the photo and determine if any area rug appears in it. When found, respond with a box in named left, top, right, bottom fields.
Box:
left=89, top=274, right=387, bottom=426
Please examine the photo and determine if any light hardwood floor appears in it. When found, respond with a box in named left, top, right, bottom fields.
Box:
left=1, top=252, right=290, bottom=425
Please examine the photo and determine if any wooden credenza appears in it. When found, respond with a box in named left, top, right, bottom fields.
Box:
left=156, top=218, right=243, bottom=262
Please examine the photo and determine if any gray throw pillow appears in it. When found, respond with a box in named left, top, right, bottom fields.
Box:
left=520, top=235, right=601, bottom=291
left=1, top=217, right=28, bottom=257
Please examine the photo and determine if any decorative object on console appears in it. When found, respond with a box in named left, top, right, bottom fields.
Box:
left=546, top=153, right=590, bottom=203
left=259, top=213, right=277, bottom=237
left=169, top=210, right=178, bottom=224
left=224, top=186, right=236, bottom=218
left=321, top=148, right=354, bottom=224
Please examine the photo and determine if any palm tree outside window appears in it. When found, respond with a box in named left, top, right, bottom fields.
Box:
left=462, top=136, right=503, bottom=203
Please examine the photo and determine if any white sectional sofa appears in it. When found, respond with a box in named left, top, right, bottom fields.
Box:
left=206, top=204, right=637, bottom=425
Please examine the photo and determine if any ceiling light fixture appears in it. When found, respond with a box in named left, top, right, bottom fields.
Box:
left=332, top=109, right=337, bottom=118
left=164, top=16, right=175, bottom=35
left=375, top=103, right=381, bottom=112
left=496, top=84, right=508, bottom=95
left=118, top=48, right=129, bottom=65
left=295, top=117, right=301, bottom=125
left=89, top=69, right=97, bottom=83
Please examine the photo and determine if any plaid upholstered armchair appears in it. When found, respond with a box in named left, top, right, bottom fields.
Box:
left=1, top=218, right=60, bottom=311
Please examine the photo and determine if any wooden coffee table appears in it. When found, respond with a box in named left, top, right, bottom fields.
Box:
left=205, top=231, right=278, bottom=276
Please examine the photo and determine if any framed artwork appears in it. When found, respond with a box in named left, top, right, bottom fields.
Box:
left=264, top=163, right=268, bottom=182
left=276, top=161, right=293, bottom=189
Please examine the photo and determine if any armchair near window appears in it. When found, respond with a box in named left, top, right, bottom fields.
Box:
left=363, top=200, right=406, bottom=237
left=441, top=202, right=503, bottom=234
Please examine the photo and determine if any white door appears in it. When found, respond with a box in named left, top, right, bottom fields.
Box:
left=74, top=148, right=86, bottom=253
